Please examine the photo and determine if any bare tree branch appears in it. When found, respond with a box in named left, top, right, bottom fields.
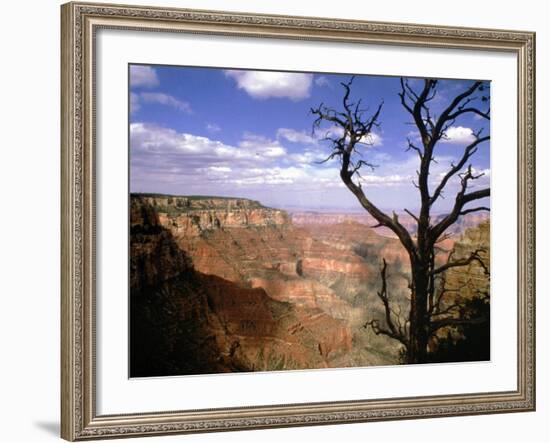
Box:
left=459, top=206, right=490, bottom=216
left=430, top=135, right=490, bottom=206
left=430, top=164, right=490, bottom=243
left=404, top=208, right=420, bottom=223
left=432, top=248, right=489, bottom=276
left=311, top=76, right=491, bottom=364
left=432, top=81, right=484, bottom=140
left=364, top=259, right=408, bottom=347
left=312, top=76, right=417, bottom=256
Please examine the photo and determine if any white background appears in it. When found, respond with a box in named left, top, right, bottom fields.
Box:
left=0, top=0, right=545, bottom=442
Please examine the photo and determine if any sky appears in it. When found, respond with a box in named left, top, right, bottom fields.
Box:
left=129, top=64, right=490, bottom=213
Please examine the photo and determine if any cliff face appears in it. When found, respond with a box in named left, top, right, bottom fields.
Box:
left=133, top=195, right=369, bottom=321
left=135, top=195, right=288, bottom=237
left=291, top=210, right=489, bottom=238
left=429, top=220, right=491, bottom=362
left=443, top=220, right=490, bottom=300
left=130, top=194, right=491, bottom=375
left=130, top=195, right=354, bottom=376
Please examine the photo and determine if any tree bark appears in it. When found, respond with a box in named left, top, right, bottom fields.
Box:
left=408, top=263, right=430, bottom=363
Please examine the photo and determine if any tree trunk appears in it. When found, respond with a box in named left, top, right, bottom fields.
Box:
left=407, top=264, right=430, bottom=364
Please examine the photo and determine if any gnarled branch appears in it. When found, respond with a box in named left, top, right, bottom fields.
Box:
left=432, top=248, right=489, bottom=276
left=312, top=76, right=417, bottom=257
left=364, top=259, right=408, bottom=347
left=430, top=135, right=490, bottom=206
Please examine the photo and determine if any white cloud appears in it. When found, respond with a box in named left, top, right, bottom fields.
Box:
left=130, top=92, right=140, bottom=114
left=360, top=132, right=383, bottom=147
left=277, top=127, right=383, bottom=165
left=130, top=124, right=344, bottom=191
left=441, top=126, right=476, bottom=144
left=275, top=125, right=383, bottom=169
left=361, top=174, right=410, bottom=186
left=139, top=92, right=192, bottom=113
left=288, top=150, right=328, bottom=164
left=314, top=126, right=383, bottom=147
left=313, top=124, right=382, bottom=147
left=131, top=123, right=285, bottom=165
left=314, top=124, right=344, bottom=141
left=206, top=123, right=221, bottom=133
left=238, top=133, right=287, bottom=158
left=130, top=65, right=159, bottom=88
left=227, top=167, right=308, bottom=186
left=224, top=70, right=313, bottom=100
left=277, top=128, right=316, bottom=145
left=208, top=166, right=231, bottom=173
left=315, top=76, right=330, bottom=87
left=129, top=123, right=488, bottom=208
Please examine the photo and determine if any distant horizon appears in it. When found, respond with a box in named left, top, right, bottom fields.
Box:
left=131, top=192, right=490, bottom=216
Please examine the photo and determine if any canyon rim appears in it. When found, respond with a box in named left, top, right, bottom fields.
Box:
left=129, top=65, right=491, bottom=377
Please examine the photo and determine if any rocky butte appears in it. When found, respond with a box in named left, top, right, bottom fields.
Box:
left=130, top=193, right=490, bottom=376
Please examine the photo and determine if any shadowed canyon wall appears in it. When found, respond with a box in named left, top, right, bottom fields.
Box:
left=130, top=197, right=354, bottom=376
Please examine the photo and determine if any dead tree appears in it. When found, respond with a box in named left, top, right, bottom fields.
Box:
left=311, top=76, right=490, bottom=364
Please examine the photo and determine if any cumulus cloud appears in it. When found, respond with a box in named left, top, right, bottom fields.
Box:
left=313, top=124, right=382, bottom=147
left=130, top=123, right=340, bottom=192
left=314, top=124, right=344, bottom=141
left=139, top=92, right=192, bottom=113
left=238, top=133, right=287, bottom=158
left=276, top=126, right=382, bottom=164
left=129, top=123, right=488, bottom=210
left=130, top=92, right=192, bottom=114
left=224, top=70, right=313, bottom=100
left=131, top=123, right=285, bottom=167
left=131, top=123, right=403, bottom=192
left=441, top=126, right=476, bottom=144
left=130, top=65, right=159, bottom=88
left=353, top=153, right=488, bottom=191
left=277, top=128, right=316, bottom=145
left=315, top=76, right=330, bottom=87
left=361, top=132, right=383, bottom=147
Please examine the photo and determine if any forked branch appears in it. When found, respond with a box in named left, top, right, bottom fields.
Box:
left=364, top=259, right=408, bottom=347
left=432, top=248, right=489, bottom=276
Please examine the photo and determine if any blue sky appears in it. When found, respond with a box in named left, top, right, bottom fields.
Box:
left=129, top=64, right=490, bottom=212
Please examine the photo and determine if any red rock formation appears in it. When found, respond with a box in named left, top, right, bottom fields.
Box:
left=131, top=194, right=490, bottom=375
left=291, top=210, right=488, bottom=238
left=201, top=274, right=353, bottom=371
left=441, top=220, right=490, bottom=302
left=130, top=195, right=355, bottom=376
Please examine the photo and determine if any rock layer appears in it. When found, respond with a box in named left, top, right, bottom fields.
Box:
left=130, top=193, right=491, bottom=375
left=130, top=195, right=354, bottom=376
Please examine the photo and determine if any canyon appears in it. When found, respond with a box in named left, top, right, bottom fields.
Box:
left=130, top=193, right=490, bottom=376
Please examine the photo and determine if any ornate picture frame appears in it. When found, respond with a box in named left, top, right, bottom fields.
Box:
left=61, top=1, right=535, bottom=440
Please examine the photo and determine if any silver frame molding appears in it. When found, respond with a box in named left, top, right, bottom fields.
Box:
left=61, top=2, right=536, bottom=440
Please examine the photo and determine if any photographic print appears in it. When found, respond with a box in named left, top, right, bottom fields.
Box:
left=61, top=6, right=535, bottom=438
left=129, top=64, right=491, bottom=378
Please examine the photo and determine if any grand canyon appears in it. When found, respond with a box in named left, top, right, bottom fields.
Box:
left=130, top=193, right=490, bottom=377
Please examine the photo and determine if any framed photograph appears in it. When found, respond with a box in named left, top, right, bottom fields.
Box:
left=61, top=1, right=536, bottom=440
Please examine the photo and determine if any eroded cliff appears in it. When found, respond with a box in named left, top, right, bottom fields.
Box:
left=130, top=195, right=354, bottom=376
left=130, top=193, right=491, bottom=375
